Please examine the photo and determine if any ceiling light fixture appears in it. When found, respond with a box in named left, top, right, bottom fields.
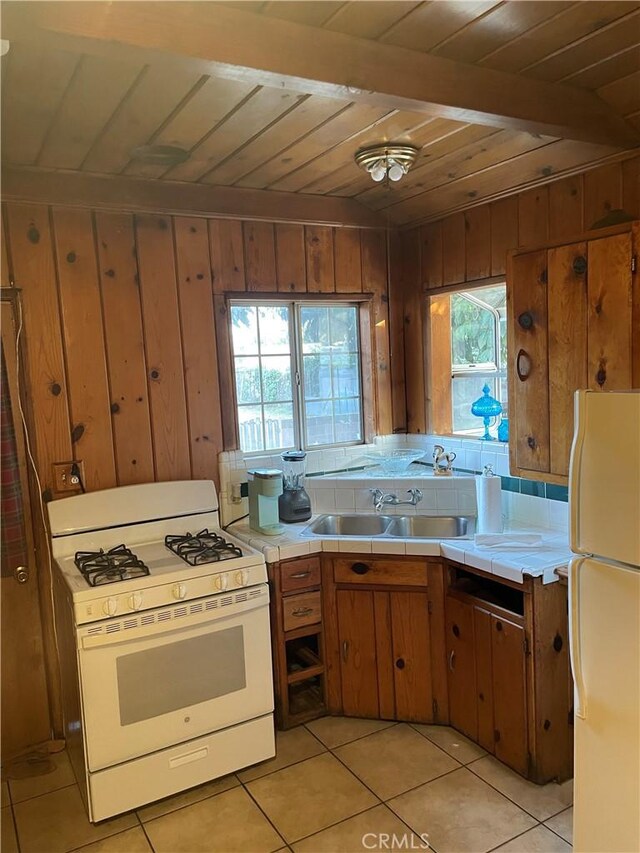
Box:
left=354, top=143, right=419, bottom=185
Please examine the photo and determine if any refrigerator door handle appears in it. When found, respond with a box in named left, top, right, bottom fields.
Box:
left=568, top=390, right=586, bottom=553
left=569, top=558, right=587, bottom=719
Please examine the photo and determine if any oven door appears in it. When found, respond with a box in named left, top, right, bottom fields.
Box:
left=77, top=585, right=273, bottom=771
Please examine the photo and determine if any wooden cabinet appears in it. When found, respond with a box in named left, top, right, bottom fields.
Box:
left=268, top=555, right=327, bottom=729
left=508, top=223, right=638, bottom=483
left=324, top=554, right=447, bottom=725
left=445, top=562, right=573, bottom=783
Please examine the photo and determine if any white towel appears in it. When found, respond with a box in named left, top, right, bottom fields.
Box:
left=474, top=533, right=543, bottom=548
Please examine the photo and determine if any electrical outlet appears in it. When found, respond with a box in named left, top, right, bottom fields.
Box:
left=52, top=461, right=84, bottom=493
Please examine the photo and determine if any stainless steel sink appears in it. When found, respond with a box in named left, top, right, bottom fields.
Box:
left=386, top=515, right=474, bottom=539
left=306, top=514, right=395, bottom=536
left=304, top=513, right=475, bottom=539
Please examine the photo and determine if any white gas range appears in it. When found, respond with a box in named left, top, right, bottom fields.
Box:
left=49, top=480, right=275, bottom=822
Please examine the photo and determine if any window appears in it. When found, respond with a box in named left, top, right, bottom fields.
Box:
left=230, top=301, right=363, bottom=453
left=429, top=284, right=507, bottom=436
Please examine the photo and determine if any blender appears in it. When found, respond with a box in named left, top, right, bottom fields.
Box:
left=278, top=451, right=312, bottom=523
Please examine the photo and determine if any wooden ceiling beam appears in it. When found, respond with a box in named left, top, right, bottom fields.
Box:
left=4, top=1, right=640, bottom=150
left=0, top=165, right=386, bottom=228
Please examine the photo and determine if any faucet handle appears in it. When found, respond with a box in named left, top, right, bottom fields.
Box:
left=408, top=488, right=423, bottom=503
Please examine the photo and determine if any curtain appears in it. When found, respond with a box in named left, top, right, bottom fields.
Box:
left=1, top=343, right=27, bottom=577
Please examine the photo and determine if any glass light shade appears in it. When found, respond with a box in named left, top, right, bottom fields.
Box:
left=388, top=161, right=404, bottom=181
left=370, top=162, right=386, bottom=182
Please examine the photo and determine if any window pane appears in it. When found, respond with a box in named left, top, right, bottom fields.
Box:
left=303, top=355, right=332, bottom=400
left=300, top=306, right=329, bottom=354
left=237, top=405, right=264, bottom=453
left=332, top=353, right=360, bottom=397
left=258, top=306, right=291, bottom=354
left=334, top=397, right=362, bottom=443
left=330, top=306, right=357, bottom=351
left=262, top=403, right=295, bottom=450
left=305, top=400, right=333, bottom=446
left=261, top=356, right=293, bottom=403
left=452, top=375, right=505, bottom=434
left=234, top=357, right=261, bottom=404
left=451, top=294, right=496, bottom=367
left=230, top=306, right=258, bottom=355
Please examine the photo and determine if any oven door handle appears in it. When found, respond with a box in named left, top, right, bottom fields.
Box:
left=79, top=594, right=268, bottom=650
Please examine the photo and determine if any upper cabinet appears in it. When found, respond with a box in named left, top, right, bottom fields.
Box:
left=508, top=224, right=639, bottom=484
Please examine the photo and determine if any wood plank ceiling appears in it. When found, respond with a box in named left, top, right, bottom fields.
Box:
left=2, top=1, right=639, bottom=226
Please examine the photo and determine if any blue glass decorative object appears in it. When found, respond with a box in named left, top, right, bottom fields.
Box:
left=471, top=384, right=503, bottom=441
left=498, top=416, right=509, bottom=443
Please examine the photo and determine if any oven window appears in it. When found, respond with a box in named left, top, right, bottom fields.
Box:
left=116, top=626, right=246, bottom=725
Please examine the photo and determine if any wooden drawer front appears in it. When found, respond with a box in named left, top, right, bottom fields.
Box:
left=281, top=557, right=321, bottom=593
left=283, top=591, right=321, bottom=632
left=334, top=558, right=428, bottom=587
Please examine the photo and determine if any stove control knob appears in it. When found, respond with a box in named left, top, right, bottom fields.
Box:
left=102, top=597, right=118, bottom=616
left=234, top=570, right=249, bottom=587
left=172, top=583, right=187, bottom=600
left=128, top=593, right=143, bottom=611
left=213, top=573, right=228, bottom=592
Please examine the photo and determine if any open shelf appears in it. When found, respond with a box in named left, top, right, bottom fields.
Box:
left=449, top=566, right=524, bottom=617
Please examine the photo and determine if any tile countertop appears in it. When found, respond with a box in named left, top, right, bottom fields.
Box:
left=228, top=516, right=571, bottom=585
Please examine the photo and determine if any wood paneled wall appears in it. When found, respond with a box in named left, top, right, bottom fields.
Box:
left=2, top=205, right=391, bottom=499
left=395, top=157, right=640, bottom=435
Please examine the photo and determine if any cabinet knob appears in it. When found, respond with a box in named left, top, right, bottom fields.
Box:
left=452, top=623, right=460, bottom=638
left=517, top=311, right=533, bottom=330
left=596, top=366, right=607, bottom=387
left=572, top=256, right=587, bottom=275
left=553, top=634, right=563, bottom=652
left=351, top=562, right=370, bottom=575
left=14, top=566, right=28, bottom=584
left=496, top=620, right=503, bottom=632
left=527, top=436, right=537, bottom=450
left=395, top=658, right=405, bottom=670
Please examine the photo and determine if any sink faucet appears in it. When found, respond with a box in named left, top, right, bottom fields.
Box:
left=370, top=488, right=423, bottom=512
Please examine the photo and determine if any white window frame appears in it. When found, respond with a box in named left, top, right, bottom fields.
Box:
left=230, top=299, right=365, bottom=455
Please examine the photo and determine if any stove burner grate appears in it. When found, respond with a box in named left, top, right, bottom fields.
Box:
left=74, top=544, right=150, bottom=587
left=165, top=529, right=243, bottom=566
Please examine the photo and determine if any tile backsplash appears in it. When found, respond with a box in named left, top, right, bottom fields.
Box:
left=218, top=433, right=568, bottom=533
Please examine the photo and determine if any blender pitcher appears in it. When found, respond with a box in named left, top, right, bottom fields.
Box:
left=278, top=451, right=312, bottom=523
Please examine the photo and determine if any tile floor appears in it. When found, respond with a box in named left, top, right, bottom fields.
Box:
left=1, top=718, right=573, bottom=853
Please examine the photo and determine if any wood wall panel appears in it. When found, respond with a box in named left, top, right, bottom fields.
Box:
left=388, top=230, right=406, bottom=433
left=489, top=197, right=518, bottom=276
left=442, top=214, right=466, bottom=285
left=402, top=229, right=426, bottom=434
left=362, top=230, right=392, bottom=435
left=243, top=221, right=277, bottom=292
left=94, top=211, right=155, bottom=486
left=1, top=207, right=10, bottom=286
left=420, top=222, right=443, bottom=289
left=583, top=163, right=623, bottom=228
left=135, top=214, right=191, bottom=481
left=275, top=224, right=307, bottom=293
left=464, top=207, right=491, bottom=281
left=548, top=176, right=584, bottom=242
left=334, top=229, right=362, bottom=293
left=518, top=187, right=549, bottom=247
left=52, top=207, right=117, bottom=492
left=305, top=225, right=335, bottom=293
left=209, top=219, right=245, bottom=293
left=174, top=217, right=224, bottom=483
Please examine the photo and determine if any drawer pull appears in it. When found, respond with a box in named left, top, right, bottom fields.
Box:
left=516, top=349, right=531, bottom=382
left=449, top=650, right=455, bottom=671
left=342, top=640, right=349, bottom=663
left=292, top=607, right=313, bottom=617
left=289, top=570, right=311, bottom=579
left=395, top=658, right=405, bottom=670
left=351, top=562, right=370, bottom=575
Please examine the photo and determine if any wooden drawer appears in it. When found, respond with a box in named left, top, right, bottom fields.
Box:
left=282, top=591, right=321, bottom=632
left=281, top=557, right=321, bottom=593
left=334, top=557, right=428, bottom=587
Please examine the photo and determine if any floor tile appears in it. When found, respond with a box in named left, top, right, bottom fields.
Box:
left=335, top=723, right=459, bottom=800
left=492, top=824, right=572, bottom=852
left=293, top=804, right=422, bottom=852
left=239, top=726, right=327, bottom=782
left=1, top=782, right=9, bottom=808
left=70, top=826, right=152, bottom=852
left=1, top=807, right=18, bottom=853
left=144, top=786, right=283, bottom=853
left=305, top=716, right=395, bottom=748
left=9, top=750, right=76, bottom=803
left=13, top=785, right=138, bottom=853
left=388, top=767, right=536, bottom=853
left=246, top=752, right=378, bottom=844
left=544, top=807, right=573, bottom=844
left=469, top=756, right=573, bottom=821
left=137, top=773, right=239, bottom=822
left=412, top=724, right=488, bottom=764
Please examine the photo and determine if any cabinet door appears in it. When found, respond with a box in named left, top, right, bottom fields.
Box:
left=336, top=590, right=379, bottom=718
left=390, top=592, right=432, bottom=722
left=510, top=249, right=550, bottom=474
left=445, top=597, right=477, bottom=741
left=492, top=615, right=528, bottom=776
left=473, top=606, right=495, bottom=753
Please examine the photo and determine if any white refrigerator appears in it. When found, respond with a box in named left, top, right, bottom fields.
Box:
left=569, top=390, right=640, bottom=853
